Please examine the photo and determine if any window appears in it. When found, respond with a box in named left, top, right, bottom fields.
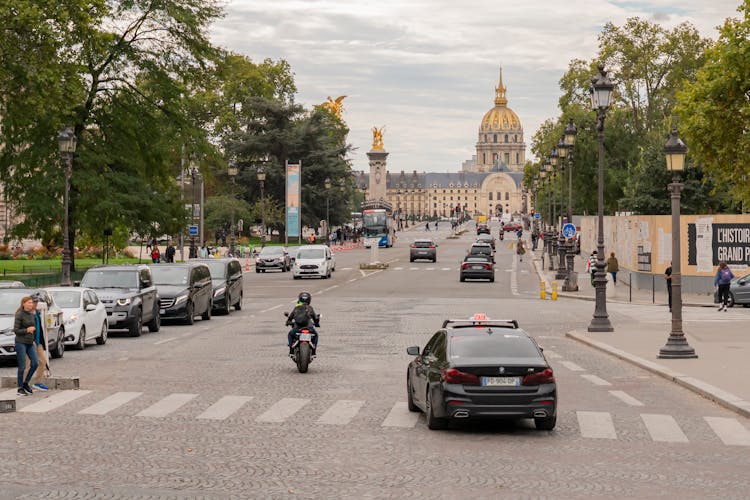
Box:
left=488, top=192, right=493, bottom=201
left=505, top=192, right=509, bottom=200
left=497, top=192, right=501, bottom=201
left=514, top=135, right=518, bottom=143
left=505, top=134, right=508, bottom=143
left=504, top=153, right=510, bottom=165
left=516, top=153, right=520, bottom=164
left=483, top=153, right=486, bottom=163
left=493, top=134, right=497, bottom=143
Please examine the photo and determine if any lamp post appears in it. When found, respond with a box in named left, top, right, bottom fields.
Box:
left=257, top=166, right=266, bottom=248
left=658, top=129, right=697, bottom=358
left=325, top=177, right=331, bottom=245
left=588, top=64, right=615, bottom=332
left=57, top=126, right=77, bottom=286
left=563, top=119, right=578, bottom=290
left=555, top=139, right=568, bottom=280
left=228, top=161, right=238, bottom=256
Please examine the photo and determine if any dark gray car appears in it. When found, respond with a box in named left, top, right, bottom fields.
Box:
left=193, top=258, right=244, bottom=314
left=255, top=246, right=291, bottom=272
left=728, top=272, right=750, bottom=307
left=410, top=239, right=437, bottom=262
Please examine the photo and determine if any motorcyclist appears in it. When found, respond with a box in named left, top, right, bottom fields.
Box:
left=286, top=292, right=320, bottom=355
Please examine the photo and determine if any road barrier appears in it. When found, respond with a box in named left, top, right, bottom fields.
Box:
left=551, top=281, right=558, bottom=301
left=540, top=281, right=546, bottom=300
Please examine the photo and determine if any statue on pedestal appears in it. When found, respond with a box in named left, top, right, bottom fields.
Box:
left=372, top=126, right=385, bottom=151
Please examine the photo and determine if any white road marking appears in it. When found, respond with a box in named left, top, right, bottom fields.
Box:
left=394, top=267, right=403, bottom=270
left=560, top=361, right=585, bottom=372
left=542, top=349, right=561, bottom=359
left=410, top=267, right=419, bottom=271
left=704, top=417, right=750, bottom=446
left=135, top=393, right=197, bottom=418
left=510, top=253, right=519, bottom=296
left=381, top=402, right=420, bottom=428
left=79, top=392, right=143, bottom=415
left=20, top=390, right=92, bottom=413
left=260, top=304, right=283, bottom=313
left=341, top=267, right=352, bottom=270
left=317, top=400, right=364, bottom=425
left=197, top=396, right=253, bottom=420
left=576, top=411, right=617, bottom=439
left=118, top=357, right=129, bottom=362
left=609, top=390, right=644, bottom=406
left=323, top=285, right=339, bottom=292
left=347, top=278, right=357, bottom=283
left=256, top=398, right=309, bottom=423
left=153, top=337, right=178, bottom=345
left=581, top=374, right=612, bottom=386
left=425, top=268, right=435, bottom=271
left=441, top=268, right=451, bottom=271
left=641, top=414, right=689, bottom=443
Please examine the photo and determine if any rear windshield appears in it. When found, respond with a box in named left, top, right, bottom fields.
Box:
left=204, top=261, right=227, bottom=279
left=465, top=256, right=490, bottom=262
left=413, top=241, right=434, bottom=248
left=450, top=335, right=540, bottom=359
left=150, top=267, right=189, bottom=286
left=470, top=246, right=492, bottom=253
left=81, top=270, right=138, bottom=289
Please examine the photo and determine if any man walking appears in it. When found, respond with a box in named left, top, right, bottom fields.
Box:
left=664, top=263, right=672, bottom=312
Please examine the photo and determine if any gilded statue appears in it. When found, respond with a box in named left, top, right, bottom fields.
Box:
left=372, top=126, right=385, bottom=151
left=321, top=95, right=346, bottom=119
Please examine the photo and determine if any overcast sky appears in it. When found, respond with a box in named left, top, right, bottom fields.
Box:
left=210, top=0, right=742, bottom=173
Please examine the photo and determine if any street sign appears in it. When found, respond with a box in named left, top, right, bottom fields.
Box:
left=534, top=213, right=541, bottom=220
left=188, top=225, right=199, bottom=236
left=562, top=222, right=577, bottom=238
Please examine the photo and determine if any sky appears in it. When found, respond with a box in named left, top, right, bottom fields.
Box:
left=210, top=0, right=743, bottom=174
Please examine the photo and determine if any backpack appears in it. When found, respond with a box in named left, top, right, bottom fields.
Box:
left=292, top=305, right=311, bottom=326
left=721, top=268, right=732, bottom=282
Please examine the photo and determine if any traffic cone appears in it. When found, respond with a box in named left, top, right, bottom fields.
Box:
left=244, top=258, right=250, bottom=272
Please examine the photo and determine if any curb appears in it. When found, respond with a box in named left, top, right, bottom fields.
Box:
left=565, top=331, right=750, bottom=419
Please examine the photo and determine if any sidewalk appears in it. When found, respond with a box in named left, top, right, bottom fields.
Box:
left=531, top=245, right=750, bottom=419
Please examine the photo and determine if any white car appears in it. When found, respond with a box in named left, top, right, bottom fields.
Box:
left=292, top=245, right=335, bottom=279
left=46, top=287, right=108, bottom=350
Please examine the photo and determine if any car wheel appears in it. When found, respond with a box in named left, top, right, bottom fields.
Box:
left=460, top=276, right=466, bottom=282
left=727, top=293, right=735, bottom=308
left=234, top=293, right=242, bottom=311
left=96, top=322, right=107, bottom=345
left=489, top=277, right=495, bottom=283
left=410, top=258, right=414, bottom=263
left=256, top=269, right=260, bottom=273
left=75, top=326, right=86, bottom=350
left=407, top=375, right=419, bottom=412
left=129, top=310, right=143, bottom=337
left=185, top=301, right=195, bottom=325
left=147, top=307, right=161, bottom=332
left=51, top=328, right=65, bottom=358
left=534, top=414, right=557, bottom=431
left=293, top=275, right=300, bottom=280
left=201, top=301, right=212, bottom=321
left=425, top=388, right=448, bottom=430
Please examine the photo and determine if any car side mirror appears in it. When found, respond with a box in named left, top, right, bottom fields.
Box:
left=406, top=346, right=420, bottom=356
left=283, top=312, right=289, bottom=317
left=85, top=304, right=97, bottom=312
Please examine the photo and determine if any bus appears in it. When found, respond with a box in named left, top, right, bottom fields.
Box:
left=362, top=208, right=393, bottom=248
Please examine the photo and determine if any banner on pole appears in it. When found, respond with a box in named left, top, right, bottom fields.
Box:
left=286, top=161, right=301, bottom=238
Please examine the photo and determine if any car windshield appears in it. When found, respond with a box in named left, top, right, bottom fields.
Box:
left=413, top=241, right=434, bottom=248
left=0, top=290, right=27, bottom=315
left=50, top=290, right=81, bottom=308
left=204, top=261, right=227, bottom=279
left=297, top=249, right=325, bottom=259
left=450, top=335, right=540, bottom=359
left=150, top=267, right=189, bottom=286
left=82, top=270, right=138, bottom=288
left=260, top=247, right=283, bottom=257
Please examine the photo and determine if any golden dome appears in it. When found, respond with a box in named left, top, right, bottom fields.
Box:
left=480, top=68, right=522, bottom=132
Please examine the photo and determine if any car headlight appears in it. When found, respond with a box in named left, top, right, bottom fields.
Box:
left=116, top=298, right=132, bottom=306
left=213, top=287, right=226, bottom=298
left=66, top=313, right=79, bottom=324
left=174, top=294, right=189, bottom=304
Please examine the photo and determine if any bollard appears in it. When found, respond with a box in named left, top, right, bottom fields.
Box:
left=540, top=281, right=546, bottom=300
left=551, top=281, right=558, bottom=301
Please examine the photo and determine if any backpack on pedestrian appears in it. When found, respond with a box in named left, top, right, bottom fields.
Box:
left=720, top=267, right=732, bottom=282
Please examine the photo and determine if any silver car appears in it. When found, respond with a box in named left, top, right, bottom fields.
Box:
left=728, top=272, right=750, bottom=308
left=0, top=288, right=65, bottom=361
left=410, top=239, right=437, bottom=262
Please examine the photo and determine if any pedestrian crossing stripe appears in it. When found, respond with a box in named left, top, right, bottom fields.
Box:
left=7, top=390, right=750, bottom=445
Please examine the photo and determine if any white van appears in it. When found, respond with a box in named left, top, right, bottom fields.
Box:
left=292, top=245, right=336, bottom=279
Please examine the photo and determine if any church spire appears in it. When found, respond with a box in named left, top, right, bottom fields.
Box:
left=494, top=66, right=508, bottom=107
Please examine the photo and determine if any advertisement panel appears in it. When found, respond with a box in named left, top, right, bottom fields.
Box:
left=688, top=223, right=750, bottom=267
left=286, top=161, right=301, bottom=239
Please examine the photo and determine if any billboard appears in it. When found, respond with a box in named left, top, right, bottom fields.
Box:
left=688, top=223, right=750, bottom=268
left=286, top=161, right=301, bottom=239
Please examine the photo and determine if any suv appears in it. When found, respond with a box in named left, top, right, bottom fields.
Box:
left=0, top=287, right=65, bottom=360
left=410, top=239, right=437, bottom=262
left=80, top=265, right=161, bottom=337
left=149, top=263, right=213, bottom=324
left=193, top=259, right=244, bottom=315
left=256, top=246, right=291, bottom=272
left=468, top=242, right=495, bottom=262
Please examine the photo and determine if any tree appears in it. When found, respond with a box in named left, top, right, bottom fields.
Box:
left=677, top=0, right=750, bottom=209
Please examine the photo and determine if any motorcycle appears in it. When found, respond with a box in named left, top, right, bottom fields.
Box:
left=499, top=231, right=504, bottom=241
left=283, top=312, right=320, bottom=373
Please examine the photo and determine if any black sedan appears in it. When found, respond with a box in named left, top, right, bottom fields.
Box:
left=406, top=315, right=556, bottom=430
left=460, top=255, right=494, bottom=282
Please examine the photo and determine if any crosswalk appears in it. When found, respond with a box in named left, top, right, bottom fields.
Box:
left=3, top=388, right=750, bottom=445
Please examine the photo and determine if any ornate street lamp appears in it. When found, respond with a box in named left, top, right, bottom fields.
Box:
left=588, top=64, right=615, bottom=332
left=228, top=161, right=239, bottom=256
left=257, top=166, right=267, bottom=248
left=658, top=129, right=697, bottom=358
left=58, top=126, right=77, bottom=286
left=325, top=177, right=331, bottom=245
left=564, top=119, right=578, bottom=222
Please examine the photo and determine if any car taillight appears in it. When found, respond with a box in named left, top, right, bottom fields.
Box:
left=441, top=368, right=480, bottom=385
left=461, top=263, right=470, bottom=270
left=410, top=245, right=417, bottom=248
left=428, top=245, right=435, bottom=249
left=522, top=368, right=555, bottom=386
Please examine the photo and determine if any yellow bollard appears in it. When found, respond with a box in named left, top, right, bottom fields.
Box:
left=540, top=281, right=546, bottom=300
left=551, top=281, right=558, bottom=301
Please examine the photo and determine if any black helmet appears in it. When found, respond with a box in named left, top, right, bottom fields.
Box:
left=298, top=292, right=312, bottom=305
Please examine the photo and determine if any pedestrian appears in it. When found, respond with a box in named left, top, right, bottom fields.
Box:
left=309, top=233, right=315, bottom=244
left=13, top=295, right=40, bottom=396
left=714, top=261, right=735, bottom=311
left=24, top=297, right=50, bottom=392
left=435, top=221, right=439, bottom=230
left=531, top=230, right=539, bottom=251
left=221, top=229, right=227, bottom=247
left=151, top=246, right=161, bottom=263
left=425, top=222, right=430, bottom=231
left=516, top=228, right=523, bottom=239
left=606, top=252, right=619, bottom=285
left=200, top=244, right=208, bottom=259
left=586, top=251, right=598, bottom=287
left=664, top=263, right=672, bottom=312
left=516, top=238, right=526, bottom=262
left=165, top=242, right=176, bottom=263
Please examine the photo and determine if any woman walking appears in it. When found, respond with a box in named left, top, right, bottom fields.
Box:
left=13, top=296, right=40, bottom=396
left=516, top=238, right=526, bottom=262
left=714, top=261, right=735, bottom=311
left=606, top=252, right=619, bottom=285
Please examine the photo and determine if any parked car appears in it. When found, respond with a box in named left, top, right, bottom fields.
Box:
left=149, top=262, right=213, bottom=324
left=410, top=239, right=437, bottom=263
left=728, top=272, right=750, bottom=308
left=46, top=287, right=108, bottom=349
left=0, top=281, right=25, bottom=288
left=193, top=258, right=244, bottom=314
left=460, top=255, right=495, bottom=282
left=502, top=221, right=522, bottom=232
left=80, top=265, right=161, bottom=337
left=0, top=287, right=65, bottom=360
left=256, top=246, right=291, bottom=272
left=292, top=244, right=335, bottom=279
left=406, top=314, right=556, bottom=430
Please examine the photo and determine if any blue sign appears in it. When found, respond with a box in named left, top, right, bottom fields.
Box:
left=188, top=225, right=199, bottom=236
left=286, top=162, right=301, bottom=238
left=534, top=213, right=541, bottom=220
left=562, top=223, right=577, bottom=238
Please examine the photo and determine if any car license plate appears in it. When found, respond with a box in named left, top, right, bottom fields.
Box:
left=298, top=333, right=312, bottom=341
left=419, top=251, right=428, bottom=254
left=472, top=265, right=484, bottom=269
left=482, top=376, right=520, bottom=387
left=159, top=309, right=165, bottom=314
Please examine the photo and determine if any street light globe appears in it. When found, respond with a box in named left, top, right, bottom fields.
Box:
left=325, top=178, right=331, bottom=190
left=256, top=166, right=266, bottom=182
left=57, top=126, right=77, bottom=154
left=228, top=161, right=238, bottom=178
left=590, top=64, right=614, bottom=110
left=557, top=137, right=568, bottom=158
left=664, top=128, right=687, bottom=172
left=564, top=119, right=578, bottom=147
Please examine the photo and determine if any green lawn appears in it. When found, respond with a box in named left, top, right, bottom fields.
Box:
left=1, top=257, right=144, bottom=276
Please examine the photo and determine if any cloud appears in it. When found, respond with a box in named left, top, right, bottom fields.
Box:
left=210, top=0, right=742, bottom=172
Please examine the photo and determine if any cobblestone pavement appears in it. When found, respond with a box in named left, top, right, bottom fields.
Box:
left=1, top=225, right=749, bottom=498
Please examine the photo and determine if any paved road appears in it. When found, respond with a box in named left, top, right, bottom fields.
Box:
left=2, top=222, right=749, bottom=498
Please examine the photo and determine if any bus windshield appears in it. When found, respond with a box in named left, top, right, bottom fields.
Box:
left=363, top=210, right=389, bottom=237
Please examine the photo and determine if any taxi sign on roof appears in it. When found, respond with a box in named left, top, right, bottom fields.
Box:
left=472, top=313, right=487, bottom=321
